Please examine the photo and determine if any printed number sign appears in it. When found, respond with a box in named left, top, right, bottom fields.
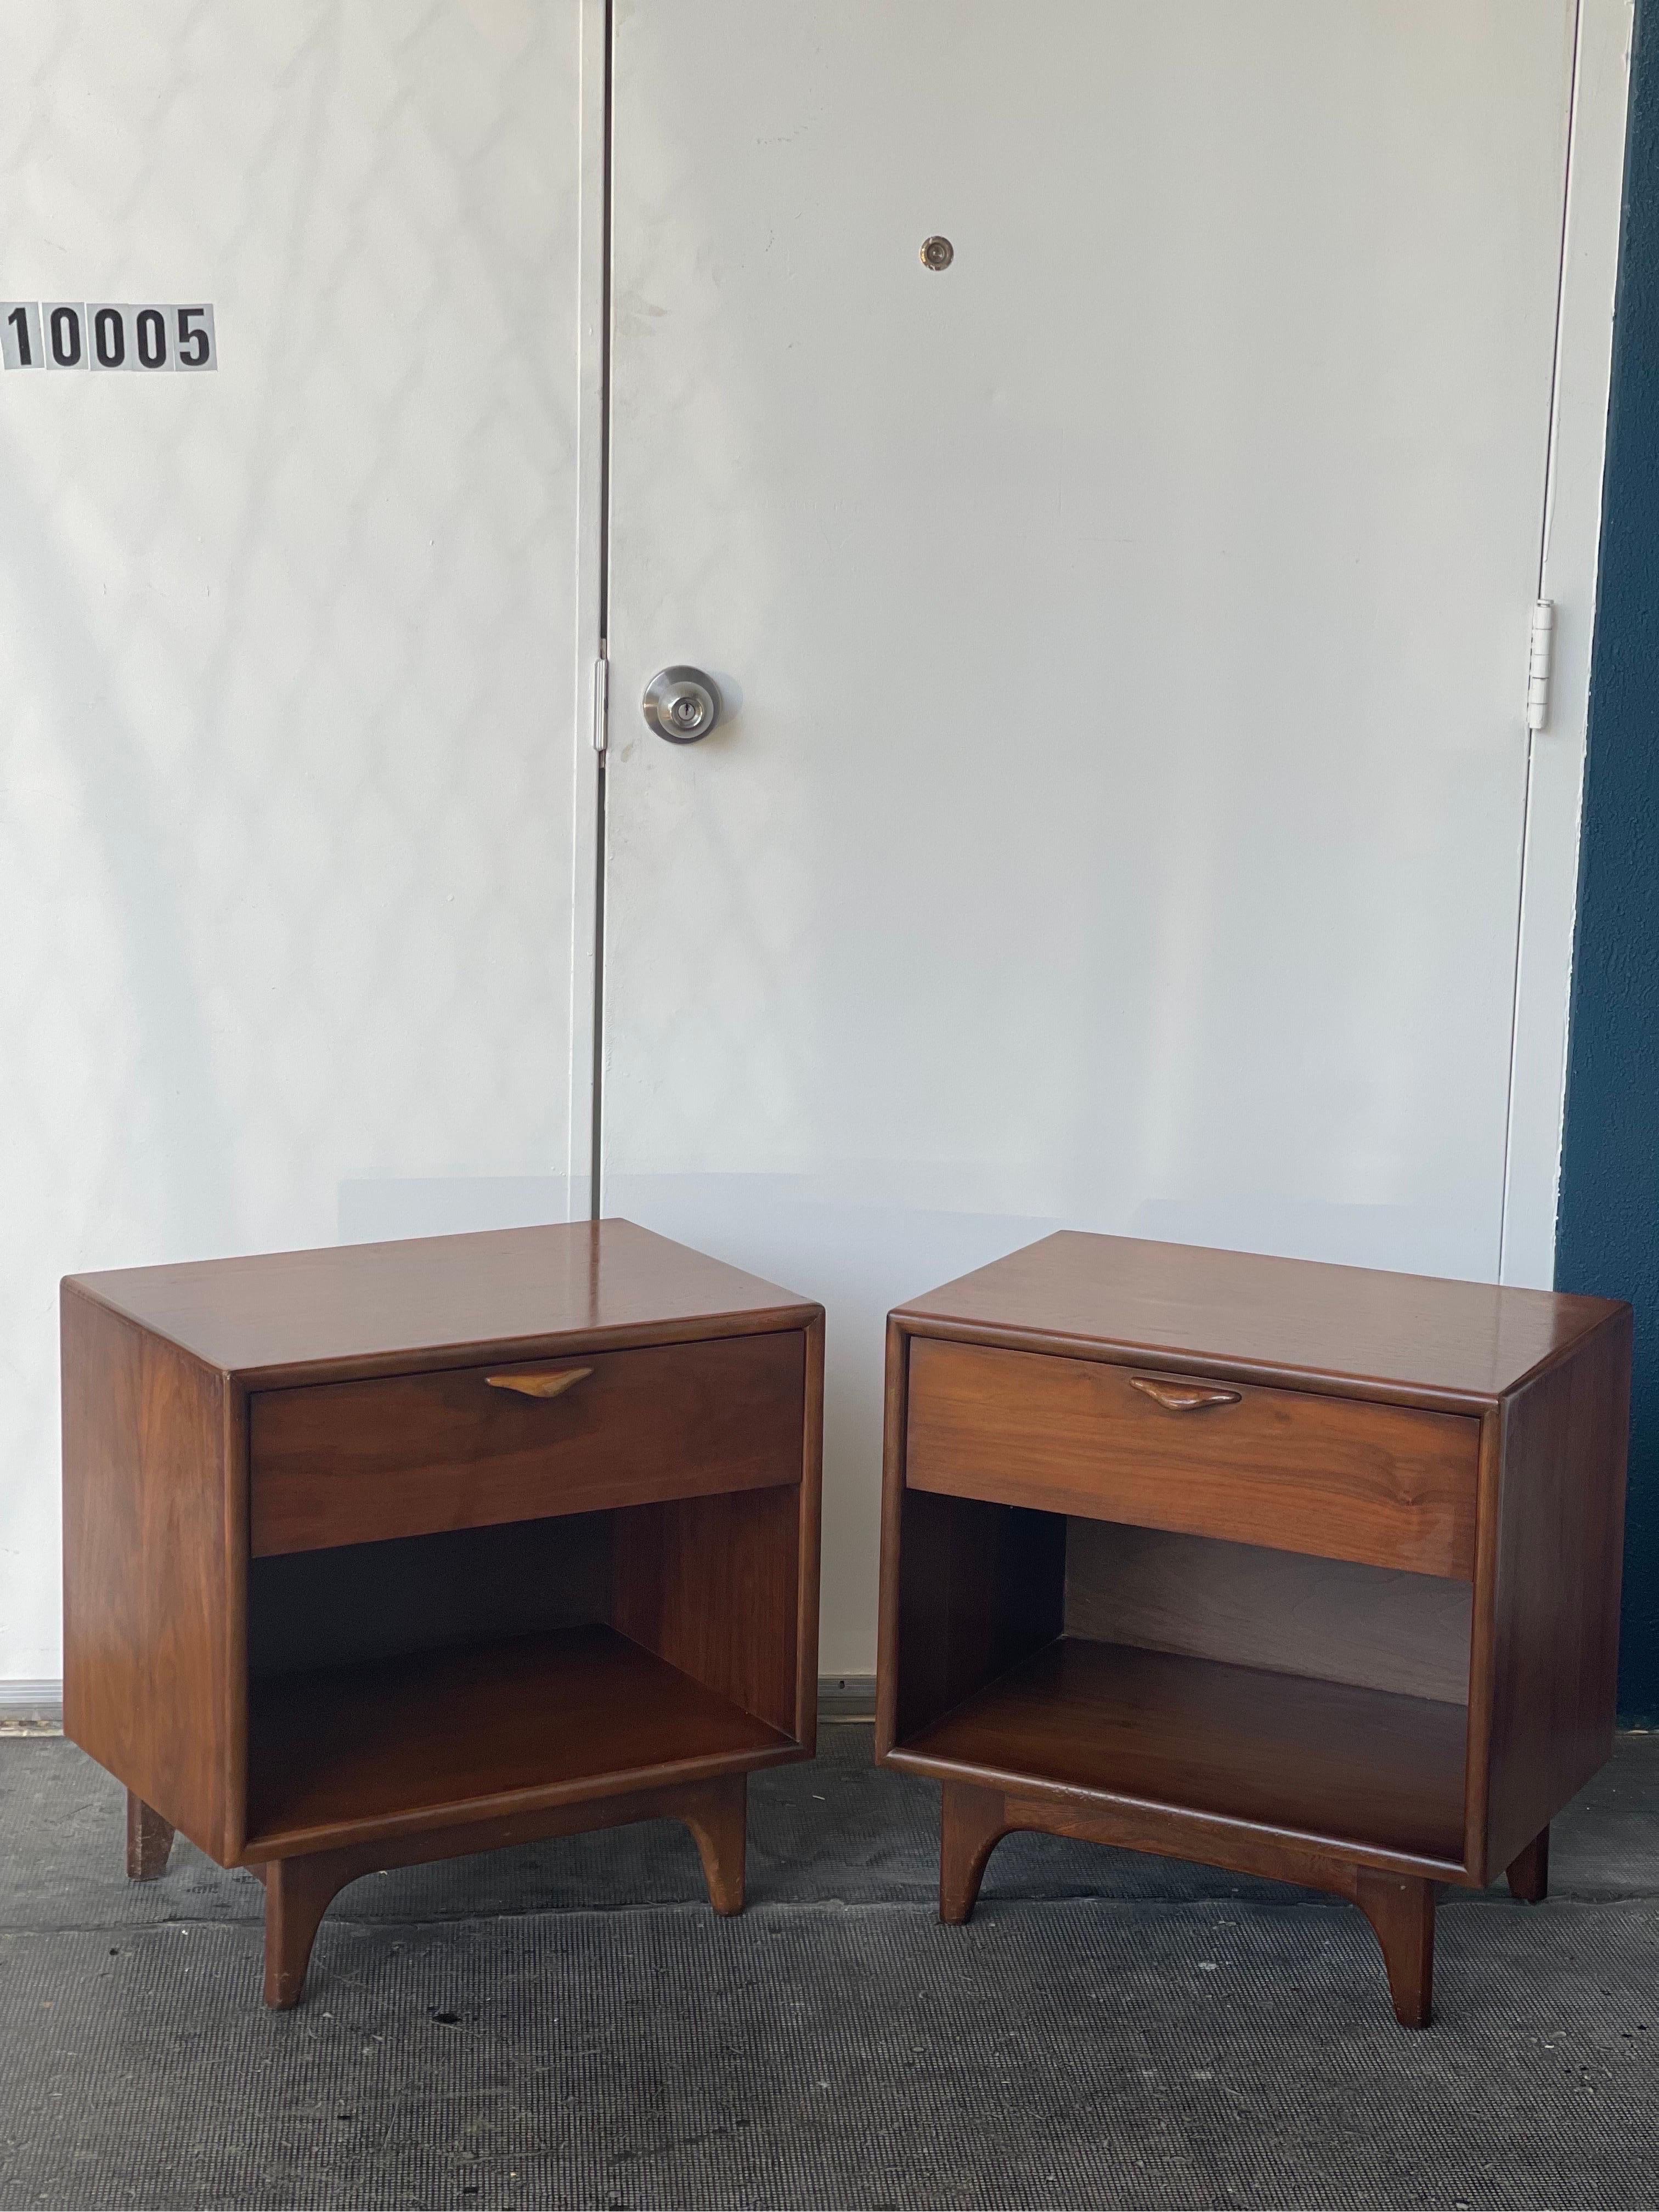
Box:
left=1, top=302, right=216, bottom=371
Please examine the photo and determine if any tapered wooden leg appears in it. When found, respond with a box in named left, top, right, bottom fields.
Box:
left=125, top=1792, right=174, bottom=1881
left=681, top=1774, right=747, bottom=1916
left=940, top=1782, right=1007, bottom=1925
left=259, top=1852, right=358, bottom=2010
left=1505, top=1825, right=1549, bottom=1904
left=1353, top=1870, right=1436, bottom=2028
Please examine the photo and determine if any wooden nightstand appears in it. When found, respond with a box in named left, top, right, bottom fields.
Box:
left=62, top=1220, right=822, bottom=2007
left=876, top=1232, right=1630, bottom=2027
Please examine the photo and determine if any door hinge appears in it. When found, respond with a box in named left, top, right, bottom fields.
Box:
left=1526, top=601, right=1555, bottom=733
left=591, top=651, right=610, bottom=754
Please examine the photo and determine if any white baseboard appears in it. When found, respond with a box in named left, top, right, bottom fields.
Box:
left=817, top=1674, right=876, bottom=1721
left=0, top=1679, right=63, bottom=1726
left=0, top=1676, right=879, bottom=1732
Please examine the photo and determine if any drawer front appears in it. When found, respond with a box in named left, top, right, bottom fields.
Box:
left=904, top=1338, right=1478, bottom=1579
left=251, top=1331, right=806, bottom=1557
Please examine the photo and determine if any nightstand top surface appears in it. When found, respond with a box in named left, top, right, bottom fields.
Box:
left=64, top=1220, right=817, bottom=1381
left=893, top=1231, right=1625, bottom=1401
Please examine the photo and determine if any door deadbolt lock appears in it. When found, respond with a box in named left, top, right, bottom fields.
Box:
left=643, top=665, right=722, bottom=744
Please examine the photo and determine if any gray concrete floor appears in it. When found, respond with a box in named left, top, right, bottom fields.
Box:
left=1, top=1726, right=1656, bottom=2210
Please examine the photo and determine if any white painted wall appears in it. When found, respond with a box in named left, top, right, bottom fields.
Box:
left=1503, top=0, right=1636, bottom=1288
left=0, top=1, right=586, bottom=1681
left=0, top=1, right=1632, bottom=1694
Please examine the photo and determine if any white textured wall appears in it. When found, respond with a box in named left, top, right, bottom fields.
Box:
left=0, top=1, right=585, bottom=1678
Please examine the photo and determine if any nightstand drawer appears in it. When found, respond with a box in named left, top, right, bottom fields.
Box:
left=904, top=1337, right=1478, bottom=1579
left=251, top=1330, right=806, bottom=1557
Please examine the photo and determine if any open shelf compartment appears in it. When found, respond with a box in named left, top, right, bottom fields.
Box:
left=887, top=1490, right=1473, bottom=1870
left=245, top=1487, right=806, bottom=1855
left=247, top=1623, right=795, bottom=1851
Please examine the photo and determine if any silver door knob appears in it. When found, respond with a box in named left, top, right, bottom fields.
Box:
left=643, top=665, right=722, bottom=744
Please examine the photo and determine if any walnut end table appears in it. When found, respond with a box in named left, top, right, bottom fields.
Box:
left=876, top=1231, right=1630, bottom=2027
left=63, top=1219, right=822, bottom=2007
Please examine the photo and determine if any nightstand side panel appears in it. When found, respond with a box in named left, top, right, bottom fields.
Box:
left=873, top=1317, right=910, bottom=1760
left=794, top=1310, right=826, bottom=1747
left=61, top=1288, right=244, bottom=1864
left=1482, top=1310, right=1633, bottom=1879
left=612, top=1319, right=823, bottom=1746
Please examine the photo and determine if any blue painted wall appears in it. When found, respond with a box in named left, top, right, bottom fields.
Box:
left=1557, top=0, right=1659, bottom=1722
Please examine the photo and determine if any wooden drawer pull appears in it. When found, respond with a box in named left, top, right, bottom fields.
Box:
left=1129, top=1376, right=1242, bottom=1413
left=484, top=1366, right=594, bottom=1401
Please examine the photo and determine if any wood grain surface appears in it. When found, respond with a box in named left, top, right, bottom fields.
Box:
left=935, top=1776, right=1442, bottom=2024
left=61, top=1285, right=245, bottom=1863
left=896, top=1635, right=1469, bottom=1864
left=888, top=1487, right=1065, bottom=1746
left=906, top=1337, right=1479, bottom=1578
left=877, top=1235, right=1631, bottom=2019
left=252, top=1773, right=750, bottom=2006
left=125, top=1792, right=176, bottom=1882
left=1476, top=1309, right=1632, bottom=1879
left=250, top=1331, right=806, bottom=1555
left=64, top=1218, right=820, bottom=1385
left=614, top=1485, right=806, bottom=1740
left=1063, top=1521, right=1472, bottom=1705
left=895, top=1231, right=1622, bottom=1406
left=245, top=1624, right=798, bottom=1854
left=935, top=1774, right=1457, bottom=1907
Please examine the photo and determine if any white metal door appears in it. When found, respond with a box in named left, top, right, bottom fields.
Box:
left=601, top=0, right=1624, bottom=1675
left=0, top=2, right=587, bottom=1683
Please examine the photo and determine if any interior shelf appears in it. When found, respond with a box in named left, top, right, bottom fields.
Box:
left=895, top=1635, right=1469, bottom=1865
left=246, top=1623, right=797, bottom=1852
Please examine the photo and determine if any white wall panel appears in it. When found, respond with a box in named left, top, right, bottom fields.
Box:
left=0, top=2, right=584, bottom=1678
left=1503, top=0, right=1636, bottom=1288
left=603, top=0, right=1601, bottom=1675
